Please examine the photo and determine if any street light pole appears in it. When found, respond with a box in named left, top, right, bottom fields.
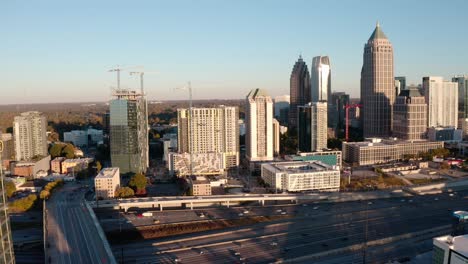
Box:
left=363, top=201, right=369, bottom=264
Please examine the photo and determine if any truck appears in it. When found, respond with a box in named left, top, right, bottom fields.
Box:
left=142, top=212, right=153, bottom=217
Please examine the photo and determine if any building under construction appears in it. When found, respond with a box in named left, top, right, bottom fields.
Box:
left=110, top=88, right=149, bottom=174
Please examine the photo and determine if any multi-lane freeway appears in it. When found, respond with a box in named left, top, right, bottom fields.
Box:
left=107, top=191, right=467, bottom=263
left=46, top=182, right=116, bottom=264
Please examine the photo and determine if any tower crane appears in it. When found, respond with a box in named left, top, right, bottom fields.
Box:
left=108, top=65, right=142, bottom=90
left=129, top=70, right=158, bottom=95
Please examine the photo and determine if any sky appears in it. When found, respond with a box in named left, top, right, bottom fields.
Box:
left=1, top=0, right=468, bottom=104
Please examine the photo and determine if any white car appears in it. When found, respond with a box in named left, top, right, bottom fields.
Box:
left=276, top=209, right=282, bottom=213
left=281, top=211, right=287, bottom=215
left=243, top=210, right=249, bottom=214
left=238, top=213, right=244, bottom=217
left=199, top=213, right=205, bottom=218
left=313, top=207, right=319, bottom=210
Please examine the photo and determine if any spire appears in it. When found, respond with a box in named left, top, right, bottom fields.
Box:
left=368, top=21, right=387, bottom=41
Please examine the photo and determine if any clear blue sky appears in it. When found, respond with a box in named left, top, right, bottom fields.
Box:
left=2, top=0, right=467, bottom=104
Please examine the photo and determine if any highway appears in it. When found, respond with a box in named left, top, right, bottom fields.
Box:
left=108, top=191, right=467, bottom=263
left=46, top=182, right=116, bottom=264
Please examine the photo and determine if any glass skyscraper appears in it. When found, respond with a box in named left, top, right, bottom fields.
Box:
left=110, top=89, right=149, bottom=175
left=0, top=140, right=15, bottom=264
left=289, top=56, right=311, bottom=130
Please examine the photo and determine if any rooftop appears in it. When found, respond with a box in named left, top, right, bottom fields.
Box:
left=266, top=161, right=337, bottom=174
left=368, top=22, right=388, bottom=41
left=247, top=88, right=269, bottom=99
left=435, top=235, right=468, bottom=258
left=96, top=167, right=120, bottom=179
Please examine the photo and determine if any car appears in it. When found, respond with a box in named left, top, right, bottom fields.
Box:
left=408, top=200, right=413, bottom=203
left=313, top=206, right=319, bottom=210
left=234, top=252, right=241, bottom=256
left=199, top=250, right=205, bottom=255
left=276, top=209, right=282, bottom=212
left=281, top=212, right=287, bottom=215
left=199, top=213, right=205, bottom=218
left=434, top=198, right=439, bottom=201
left=270, top=242, right=278, bottom=246
left=174, top=258, right=181, bottom=263
left=239, top=257, right=246, bottom=261
left=400, top=199, right=405, bottom=202
left=153, top=219, right=160, bottom=224
left=243, top=210, right=249, bottom=214
left=368, top=202, right=373, bottom=205
left=449, top=193, right=454, bottom=197
left=238, top=213, right=244, bottom=217
left=302, top=204, right=308, bottom=207
left=136, top=214, right=143, bottom=218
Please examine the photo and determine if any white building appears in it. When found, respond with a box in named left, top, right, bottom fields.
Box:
left=433, top=234, right=468, bottom=264
left=261, top=161, right=340, bottom=192
left=178, top=106, right=239, bottom=168
left=424, top=76, right=458, bottom=128
left=162, top=133, right=178, bottom=162
left=246, top=89, right=274, bottom=162
left=167, top=152, right=225, bottom=177
left=63, top=128, right=103, bottom=147
left=13, top=111, right=48, bottom=161
left=94, top=167, right=120, bottom=199
left=298, top=102, right=328, bottom=152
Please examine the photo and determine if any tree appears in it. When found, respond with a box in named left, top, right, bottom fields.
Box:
left=49, top=144, right=63, bottom=158
left=129, top=173, right=147, bottom=195
left=62, top=144, right=75, bottom=159
left=40, top=190, right=50, bottom=200
left=95, top=161, right=102, bottom=172
left=5, top=181, right=16, bottom=198
left=115, top=187, right=134, bottom=198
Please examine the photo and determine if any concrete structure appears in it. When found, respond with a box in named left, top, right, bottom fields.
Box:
left=178, top=106, right=239, bottom=168
left=433, top=234, right=468, bottom=264
left=64, top=128, right=103, bottom=147
left=272, top=119, right=280, bottom=156
left=330, top=92, right=350, bottom=132
left=162, top=133, right=177, bottom=162
left=286, top=150, right=342, bottom=168
left=95, top=167, right=120, bottom=199
left=289, top=56, right=311, bottom=130
left=298, top=102, right=328, bottom=152
left=246, top=89, right=274, bottom=162
left=261, top=161, right=340, bottom=192
left=0, top=138, right=15, bottom=264
left=424, top=76, right=458, bottom=128
left=453, top=75, right=468, bottom=120
left=361, top=22, right=394, bottom=138
left=393, top=88, right=427, bottom=140
left=110, top=89, right=149, bottom=174
left=428, top=127, right=463, bottom=143
left=61, top=158, right=93, bottom=174
left=50, top=157, right=66, bottom=174
left=342, top=138, right=444, bottom=166
left=274, top=95, right=290, bottom=125
left=394, top=76, right=406, bottom=98
left=13, top=111, right=48, bottom=161
left=12, top=155, right=51, bottom=179
left=167, top=152, right=225, bottom=177
left=188, top=176, right=212, bottom=196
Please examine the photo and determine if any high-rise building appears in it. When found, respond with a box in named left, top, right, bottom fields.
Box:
left=361, top=22, right=394, bottom=138
left=13, top=111, right=48, bottom=161
left=110, top=89, right=149, bottom=174
left=272, top=118, right=280, bottom=157
left=311, top=56, right=331, bottom=103
left=330, top=92, right=350, bottom=132
left=0, top=139, right=15, bottom=264
left=423, top=76, right=458, bottom=128
left=0, top=133, right=14, bottom=163
left=298, top=102, right=328, bottom=152
left=289, top=56, right=311, bottom=130
left=453, top=75, right=468, bottom=119
left=393, top=88, right=427, bottom=140
left=177, top=106, right=239, bottom=168
left=246, top=89, right=274, bottom=162
left=395, top=76, right=406, bottom=97
left=274, top=95, right=290, bottom=125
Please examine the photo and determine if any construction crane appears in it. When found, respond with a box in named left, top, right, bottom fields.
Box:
left=108, top=65, right=142, bottom=90
left=129, top=70, right=158, bottom=94
left=345, top=103, right=362, bottom=142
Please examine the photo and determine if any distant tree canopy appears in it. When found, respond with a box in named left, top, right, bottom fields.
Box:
left=48, top=143, right=75, bottom=159
left=129, top=173, right=147, bottom=195
left=9, top=194, right=37, bottom=212
left=5, top=181, right=16, bottom=198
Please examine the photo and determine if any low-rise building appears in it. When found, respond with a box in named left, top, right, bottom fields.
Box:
left=94, top=167, right=120, bottom=199
left=12, top=155, right=51, bottom=179
left=188, top=176, right=212, bottom=196
left=162, top=133, right=178, bottom=162
left=61, top=158, right=93, bottom=174
left=64, top=128, right=104, bottom=147
left=433, top=234, right=468, bottom=264
left=51, top=157, right=66, bottom=173
left=342, top=138, right=444, bottom=166
left=167, top=152, right=225, bottom=177
left=286, top=150, right=342, bottom=168
left=261, top=161, right=340, bottom=192
left=428, top=126, right=463, bottom=143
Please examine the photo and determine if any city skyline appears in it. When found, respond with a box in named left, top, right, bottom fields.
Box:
left=2, top=0, right=468, bottom=104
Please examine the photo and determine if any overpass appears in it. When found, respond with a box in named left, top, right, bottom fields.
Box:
left=89, top=191, right=407, bottom=212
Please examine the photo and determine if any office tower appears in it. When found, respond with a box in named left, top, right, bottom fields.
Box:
left=274, top=95, right=290, bottom=125
left=453, top=75, right=468, bottom=119
left=395, top=76, right=406, bottom=97
left=13, top=111, right=48, bottom=161
left=110, top=89, right=149, bottom=174
left=272, top=119, right=280, bottom=156
left=423, top=76, right=458, bottom=128
left=361, top=22, right=394, bottom=137
left=330, top=92, right=350, bottom=132
left=246, top=89, right=274, bottom=162
left=289, top=56, right=311, bottom=130
left=0, top=139, right=15, bottom=264
left=311, top=56, right=331, bottom=103
left=393, top=88, right=427, bottom=140
left=177, top=106, right=239, bottom=168
left=298, top=102, right=328, bottom=152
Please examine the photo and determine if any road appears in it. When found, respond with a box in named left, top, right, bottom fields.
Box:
left=46, top=182, right=116, bottom=264
left=108, top=191, right=467, bottom=263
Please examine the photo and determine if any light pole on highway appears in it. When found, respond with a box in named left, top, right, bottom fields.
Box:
left=362, top=201, right=369, bottom=264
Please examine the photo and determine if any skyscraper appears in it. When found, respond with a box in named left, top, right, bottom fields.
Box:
left=272, top=119, right=280, bottom=157
left=298, top=102, right=328, bottom=152
left=0, top=140, right=15, bottom=264
left=311, top=56, right=331, bottom=103
left=110, top=89, right=149, bottom=174
left=330, top=92, right=350, bottom=132
left=274, top=95, right=290, bottom=125
left=13, top=111, right=48, bottom=161
left=423, top=76, right=458, bottom=128
left=289, top=56, right=311, bottom=130
left=361, top=22, right=394, bottom=138
left=177, top=106, right=239, bottom=168
left=393, top=88, right=427, bottom=140
left=245, top=89, right=274, bottom=162
left=453, top=75, right=468, bottom=119
left=395, top=76, right=406, bottom=97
